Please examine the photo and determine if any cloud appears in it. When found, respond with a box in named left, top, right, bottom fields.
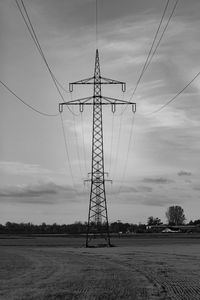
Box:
left=108, top=183, right=154, bottom=197
left=178, top=170, right=192, bottom=177
left=109, top=188, right=180, bottom=207
left=0, top=184, right=56, bottom=198
left=141, top=197, right=179, bottom=207
left=0, top=181, right=83, bottom=203
left=143, top=177, right=174, bottom=184
left=193, top=186, right=200, bottom=191
left=111, top=185, right=139, bottom=194
left=137, top=185, right=153, bottom=193
left=0, top=161, right=53, bottom=176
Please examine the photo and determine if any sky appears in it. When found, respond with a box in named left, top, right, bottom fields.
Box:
left=0, top=0, right=200, bottom=225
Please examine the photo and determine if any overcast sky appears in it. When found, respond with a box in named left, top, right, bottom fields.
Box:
left=0, top=0, right=200, bottom=225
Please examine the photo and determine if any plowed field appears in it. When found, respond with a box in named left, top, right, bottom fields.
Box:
left=0, top=236, right=200, bottom=299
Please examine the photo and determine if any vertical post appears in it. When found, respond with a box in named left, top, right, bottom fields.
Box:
left=59, top=49, right=136, bottom=248
left=86, top=50, right=110, bottom=247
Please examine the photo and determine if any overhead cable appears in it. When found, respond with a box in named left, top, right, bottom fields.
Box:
left=148, top=70, right=200, bottom=115
left=15, top=1, right=68, bottom=99
left=108, top=112, right=114, bottom=173
left=111, top=106, right=124, bottom=180
left=15, top=0, right=80, bottom=193
left=81, top=112, right=88, bottom=174
left=59, top=110, right=80, bottom=195
left=129, top=0, right=170, bottom=100
left=0, top=80, right=58, bottom=117
left=16, top=0, right=70, bottom=95
left=129, top=0, right=179, bottom=101
left=16, top=0, right=78, bottom=117
left=109, top=92, right=126, bottom=176
left=118, top=115, right=135, bottom=194
left=70, top=92, right=85, bottom=178
left=59, top=113, right=79, bottom=193
left=144, top=0, right=179, bottom=72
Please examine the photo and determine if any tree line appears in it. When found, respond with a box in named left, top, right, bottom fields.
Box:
left=0, top=206, right=199, bottom=234
left=0, top=219, right=199, bottom=235
left=0, top=221, right=146, bottom=234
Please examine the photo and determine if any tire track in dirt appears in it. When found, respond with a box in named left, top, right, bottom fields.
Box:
left=137, top=266, right=200, bottom=300
left=160, top=276, right=200, bottom=300
left=139, top=255, right=200, bottom=300
left=0, top=247, right=166, bottom=300
left=98, top=253, right=169, bottom=300
left=106, top=250, right=200, bottom=300
left=0, top=247, right=75, bottom=300
left=1, top=246, right=200, bottom=300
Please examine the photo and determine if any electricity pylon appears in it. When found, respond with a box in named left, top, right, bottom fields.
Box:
left=59, top=49, right=136, bottom=247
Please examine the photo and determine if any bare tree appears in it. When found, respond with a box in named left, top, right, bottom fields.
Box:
left=166, top=206, right=186, bottom=225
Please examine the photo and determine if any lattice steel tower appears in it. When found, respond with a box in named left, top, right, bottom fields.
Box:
left=59, top=49, right=136, bottom=247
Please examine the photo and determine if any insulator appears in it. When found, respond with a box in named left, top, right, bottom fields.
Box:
left=111, top=103, right=116, bottom=113
left=59, top=104, right=63, bottom=113
left=79, top=103, right=84, bottom=113
left=132, top=103, right=136, bottom=113
left=69, top=83, right=73, bottom=92
left=122, top=83, right=126, bottom=92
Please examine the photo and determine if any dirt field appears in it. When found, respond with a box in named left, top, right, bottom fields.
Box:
left=0, top=235, right=200, bottom=300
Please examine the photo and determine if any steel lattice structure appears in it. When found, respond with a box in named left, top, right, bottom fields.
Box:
left=59, top=49, right=136, bottom=247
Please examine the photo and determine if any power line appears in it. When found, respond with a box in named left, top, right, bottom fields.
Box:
left=109, top=92, right=126, bottom=176
left=118, top=115, right=135, bottom=194
left=129, top=0, right=170, bottom=101
left=108, top=112, right=114, bottom=173
left=81, top=112, right=88, bottom=174
left=16, top=0, right=78, bottom=118
left=129, top=0, right=179, bottom=101
left=15, top=0, right=80, bottom=193
left=111, top=106, right=124, bottom=180
left=15, top=0, right=69, bottom=99
left=59, top=113, right=79, bottom=194
left=148, top=70, right=200, bottom=115
left=144, top=0, right=179, bottom=72
left=70, top=93, right=84, bottom=178
left=59, top=111, right=81, bottom=195
left=116, top=99, right=129, bottom=116
left=0, top=80, right=58, bottom=117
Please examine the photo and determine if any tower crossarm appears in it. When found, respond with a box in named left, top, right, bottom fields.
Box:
left=59, top=96, right=136, bottom=113
left=69, top=77, right=94, bottom=92
left=84, top=178, right=112, bottom=184
left=100, top=77, right=126, bottom=92
left=101, top=96, right=136, bottom=113
left=69, top=76, right=126, bottom=92
left=59, top=96, right=93, bottom=113
left=101, top=96, right=134, bottom=104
